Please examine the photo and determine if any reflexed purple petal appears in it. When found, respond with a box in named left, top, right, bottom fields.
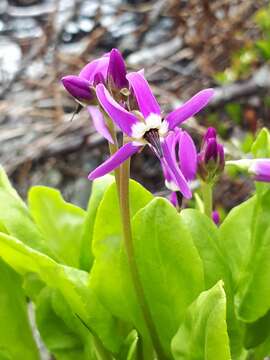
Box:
left=87, top=106, right=113, bottom=144
left=79, top=56, right=110, bottom=82
left=161, top=159, right=173, bottom=184
left=251, top=159, right=270, bottom=182
left=61, top=75, right=93, bottom=100
left=88, top=142, right=140, bottom=180
left=162, top=141, right=192, bottom=199
left=96, top=84, right=139, bottom=136
left=107, top=48, right=128, bottom=89
left=126, top=72, right=161, bottom=118
left=178, top=131, right=197, bottom=181
left=165, top=89, right=215, bottom=130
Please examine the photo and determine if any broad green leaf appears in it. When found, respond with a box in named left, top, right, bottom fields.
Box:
left=80, top=175, right=114, bottom=271
left=218, top=196, right=256, bottom=289
left=0, top=165, right=22, bottom=200
left=218, top=197, right=257, bottom=358
left=0, top=259, right=40, bottom=360
left=0, top=167, right=52, bottom=256
left=91, top=182, right=204, bottom=357
left=236, top=190, right=270, bottom=322
left=0, top=232, right=125, bottom=353
left=90, top=180, right=153, bottom=330
left=252, top=333, right=270, bottom=359
left=180, top=209, right=228, bottom=289
left=131, top=198, right=204, bottom=355
left=171, top=281, right=231, bottom=360
left=36, top=287, right=95, bottom=360
left=251, top=127, right=270, bottom=158
left=28, top=186, right=86, bottom=267
left=180, top=210, right=246, bottom=358
left=244, top=309, right=270, bottom=349
left=118, top=330, right=138, bottom=360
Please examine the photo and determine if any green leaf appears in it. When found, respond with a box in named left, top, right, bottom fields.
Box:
left=251, top=128, right=270, bottom=158
left=252, top=333, right=270, bottom=359
left=36, top=287, right=95, bottom=360
left=244, top=309, right=270, bottom=349
left=0, top=167, right=51, bottom=256
left=131, top=198, right=204, bottom=355
left=0, top=165, right=23, bottom=201
left=218, top=197, right=258, bottom=358
left=80, top=175, right=114, bottom=271
left=236, top=190, right=270, bottom=322
left=179, top=210, right=245, bottom=358
left=0, top=259, right=40, bottom=360
left=28, top=186, right=86, bottom=267
left=218, top=196, right=256, bottom=289
left=0, top=232, right=126, bottom=353
left=91, top=183, right=204, bottom=357
left=171, top=281, right=231, bottom=360
left=90, top=180, right=154, bottom=329
left=180, top=209, right=228, bottom=289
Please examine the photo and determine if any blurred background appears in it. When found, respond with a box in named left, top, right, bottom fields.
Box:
left=0, top=0, right=269, bottom=214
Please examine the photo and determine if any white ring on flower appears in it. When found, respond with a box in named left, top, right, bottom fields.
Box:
left=165, top=180, right=179, bottom=192
left=131, top=113, right=169, bottom=140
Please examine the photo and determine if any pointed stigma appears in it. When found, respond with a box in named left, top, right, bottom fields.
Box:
left=70, top=103, right=83, bottom=121
left=143, top=128, right=163, bottom=158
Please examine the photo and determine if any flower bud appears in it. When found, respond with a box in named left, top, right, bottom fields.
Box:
left=212, top=210, right=220, bottom=225
left=61, top=75, right=94, bottom=103
left=198, top=127, right=225, bottom=182
left=107, top=48, right=128, bottom=91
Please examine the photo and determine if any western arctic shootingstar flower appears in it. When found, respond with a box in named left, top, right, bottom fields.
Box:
left=88, top=71, right=214, bottom=198
left=61, top=48, right=128, bottom=143
left=226, top=158, right=270, bottom=182
left=162, top=128, right=197, bottom=202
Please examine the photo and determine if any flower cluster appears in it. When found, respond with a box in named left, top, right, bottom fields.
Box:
left=62, top=49, right=214, bottom=199
left=61, top=48, right=270, bottom=206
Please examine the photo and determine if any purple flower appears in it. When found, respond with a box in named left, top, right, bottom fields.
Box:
left=61, top=49, right=128, bottom=143
left=162, top=128, right=197, bottom=199
left=250, top=159, right=270, bottom=182
left=198, top=127, right=224, bottom=182
left=228, top=159, right=270, bottom=182
left=88, top=71, right=214, bottom=198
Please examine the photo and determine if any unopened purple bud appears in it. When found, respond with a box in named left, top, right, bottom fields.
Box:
left=212, top=210, right=220, bottom=225
left=107, top=48, right=128, bottom=90
left=204, top=138, right=218, bottom=163
left=61, top=75, right=93, bottom=101
left=203, top=127, right=217, bottom=143
left=198, top=127, right=225, bottom=182
left=250, top=159, right=270, bottom=182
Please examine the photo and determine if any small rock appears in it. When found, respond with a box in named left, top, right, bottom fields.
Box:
left=0, top=37, right=21, bottom=85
